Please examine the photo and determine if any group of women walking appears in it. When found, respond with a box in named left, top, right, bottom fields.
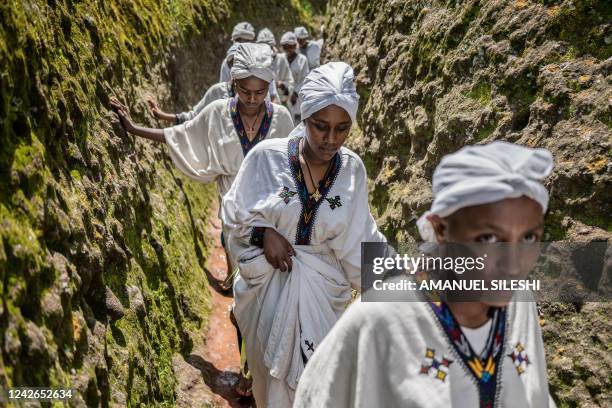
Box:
left=110, top=20, right=557, bottom=408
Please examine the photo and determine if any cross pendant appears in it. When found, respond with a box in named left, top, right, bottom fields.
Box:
left=312, top=189, right=322, bottom=202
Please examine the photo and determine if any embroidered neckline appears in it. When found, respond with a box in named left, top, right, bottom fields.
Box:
left=428, top=300, right=507, bottom=408
left=230, top=96, right=274, bottom=156
left=288, top=137, right=342, bottom=245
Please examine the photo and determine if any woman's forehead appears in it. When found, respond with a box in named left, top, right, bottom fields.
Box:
left=449, top=197, right=544, bottom=229
left=310, top=105, right=351, bottom=122
left=237, top=77, right=268, bottom=91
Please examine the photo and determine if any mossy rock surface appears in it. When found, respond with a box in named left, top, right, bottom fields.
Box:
left=324, top=0, right=610, bottom=406
left=0, top=0, right=314, bottom=405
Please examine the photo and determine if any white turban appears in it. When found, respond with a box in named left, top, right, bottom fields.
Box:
left=417, top=141, right=554, bottom=242
left=294, top=26, right=309, bottom=39
left=231, top=22, right=255, bottom=41
left=256, top=28, right=276, bottom=47
left=280, top=31, right=297, bottom=45
left=299, top=62, right=360, bottom=122
left=226, top=43, right=239, bottom=59
left=230, top=43, right=275, bottom=83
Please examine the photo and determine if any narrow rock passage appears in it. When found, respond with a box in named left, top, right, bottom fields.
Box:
left=173, top=202, right=253, bottom=408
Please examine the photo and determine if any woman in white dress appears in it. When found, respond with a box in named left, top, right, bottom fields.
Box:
left=221, top=62, right=388, bottom=407
left=294, top=26, right=321, bottom=70
left=279, top=31, right=309, bottom=124
left=110, top=43, right=294, bottom=287
left=257, top=28, right=295, bottom=105
left=147, top=44, right=239, bottom=125
left=294, top=142, right=558, bottom=408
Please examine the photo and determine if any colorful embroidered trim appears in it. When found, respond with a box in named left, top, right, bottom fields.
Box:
left=508, top=342, right=530, bottom=376
left=288, top=137, right=342, bottom=245
left=278, top=186, right=297, bottom=204
left=249, top=226, right=266, bottom=248
left=230, top=96, right=274, bottom=156
left=428, top=301, right=507, bottom=408
left=419, top=348, right=453, bottom=382
left=326, top=195, right=342, bottom=210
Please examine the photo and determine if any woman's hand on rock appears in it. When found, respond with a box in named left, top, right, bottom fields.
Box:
left=263, top=228, right=296, bottom=272
left=110, top=97, right=135, bottom=133
left=146, top=98, right=162, bottom=119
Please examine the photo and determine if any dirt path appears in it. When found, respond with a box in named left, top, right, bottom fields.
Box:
left=173, top=210, right=254, bottom=408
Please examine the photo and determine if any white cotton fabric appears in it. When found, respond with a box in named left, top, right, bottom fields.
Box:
left=226, top=43, right=239, bottom=59
left=231, top=21, right=255, bottom=41
left=257, top=28, right=276, bottom=47
left=231, top=43, right=276, bottom=83
left=416, top=141, right=554, bottom=242
left=294, top=26, right=309, bottom=39
left=272, top=53, right=295, bottom=104
left=284, top=52, right=310, bottom=123
left=280, top=31, right=297, bottom=45
left=176, top=82, right=230, bottom=124
left=299, top=61, right=359, bottom=122
left=164, top=99, right=294, bottom=218
left=221, top=137, right=387, bottom=407
left=294, top=286, right=557, bottom=408
left=299, top=41, right=321, bottom=70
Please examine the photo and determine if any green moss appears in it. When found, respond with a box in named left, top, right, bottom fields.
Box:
left=467, top=81, right=492, bottom=106
left=1, top=0, right=314, bottom=404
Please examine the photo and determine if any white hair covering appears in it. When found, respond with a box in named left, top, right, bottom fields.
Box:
left=280, top=31, right=297, bottom=45
left=230, top=43, right=275, bottom=83
left=299, top=61, right=360, bottom=122
left=256, top=28, right=276, bottom=46
left=226, top=43, right=239, bottom=59
left=231, top=22, right=255, bottom=41
left=417, top=141, right=554, bottom=242
left=294, top=26, right=309, bottom=39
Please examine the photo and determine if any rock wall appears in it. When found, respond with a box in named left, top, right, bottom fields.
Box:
left=323, top=0, right=610, bottom=406
left=0, top=0, right=313, bottom=406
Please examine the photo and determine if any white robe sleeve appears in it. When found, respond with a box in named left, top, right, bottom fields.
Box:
left=279, top=56, right=295, bottom=95
left=327, top=156, right=387, bottom=289
left=163, top=104, right=229, bottom=184
left=293, top=58, right=310, bottom=94
left=176, top=86, right=217, bottom=124
left=219, top=57, right=230, bottom=83
left=222, top=144, right=277, bottom=239
left=308, top=42, right=321, bottom=69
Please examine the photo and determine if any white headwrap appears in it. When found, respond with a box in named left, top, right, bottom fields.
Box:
left=417, top=141, right=554, bottom=242
left=256, top=28, right=276, bottom=47
left=226, top=43, right=239, bottom=59
left=280, top=31, right=297, bottom=45
left=230, top=43, right=275, bottom=83
left=294, top=26, right=309, bottom=39
left=299, top=62, right=360, bottom=122
left=231, top=22, right=255, bottom=41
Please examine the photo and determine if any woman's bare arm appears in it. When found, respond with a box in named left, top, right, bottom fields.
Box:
left=147, top=98, right=178, bottom=124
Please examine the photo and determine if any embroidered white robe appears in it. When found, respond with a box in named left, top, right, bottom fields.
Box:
left=164, top=98, right=294, bottom=218
left=221, top=133, right=386, bottom=407
left=294, top=288, right=557, bottom=408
